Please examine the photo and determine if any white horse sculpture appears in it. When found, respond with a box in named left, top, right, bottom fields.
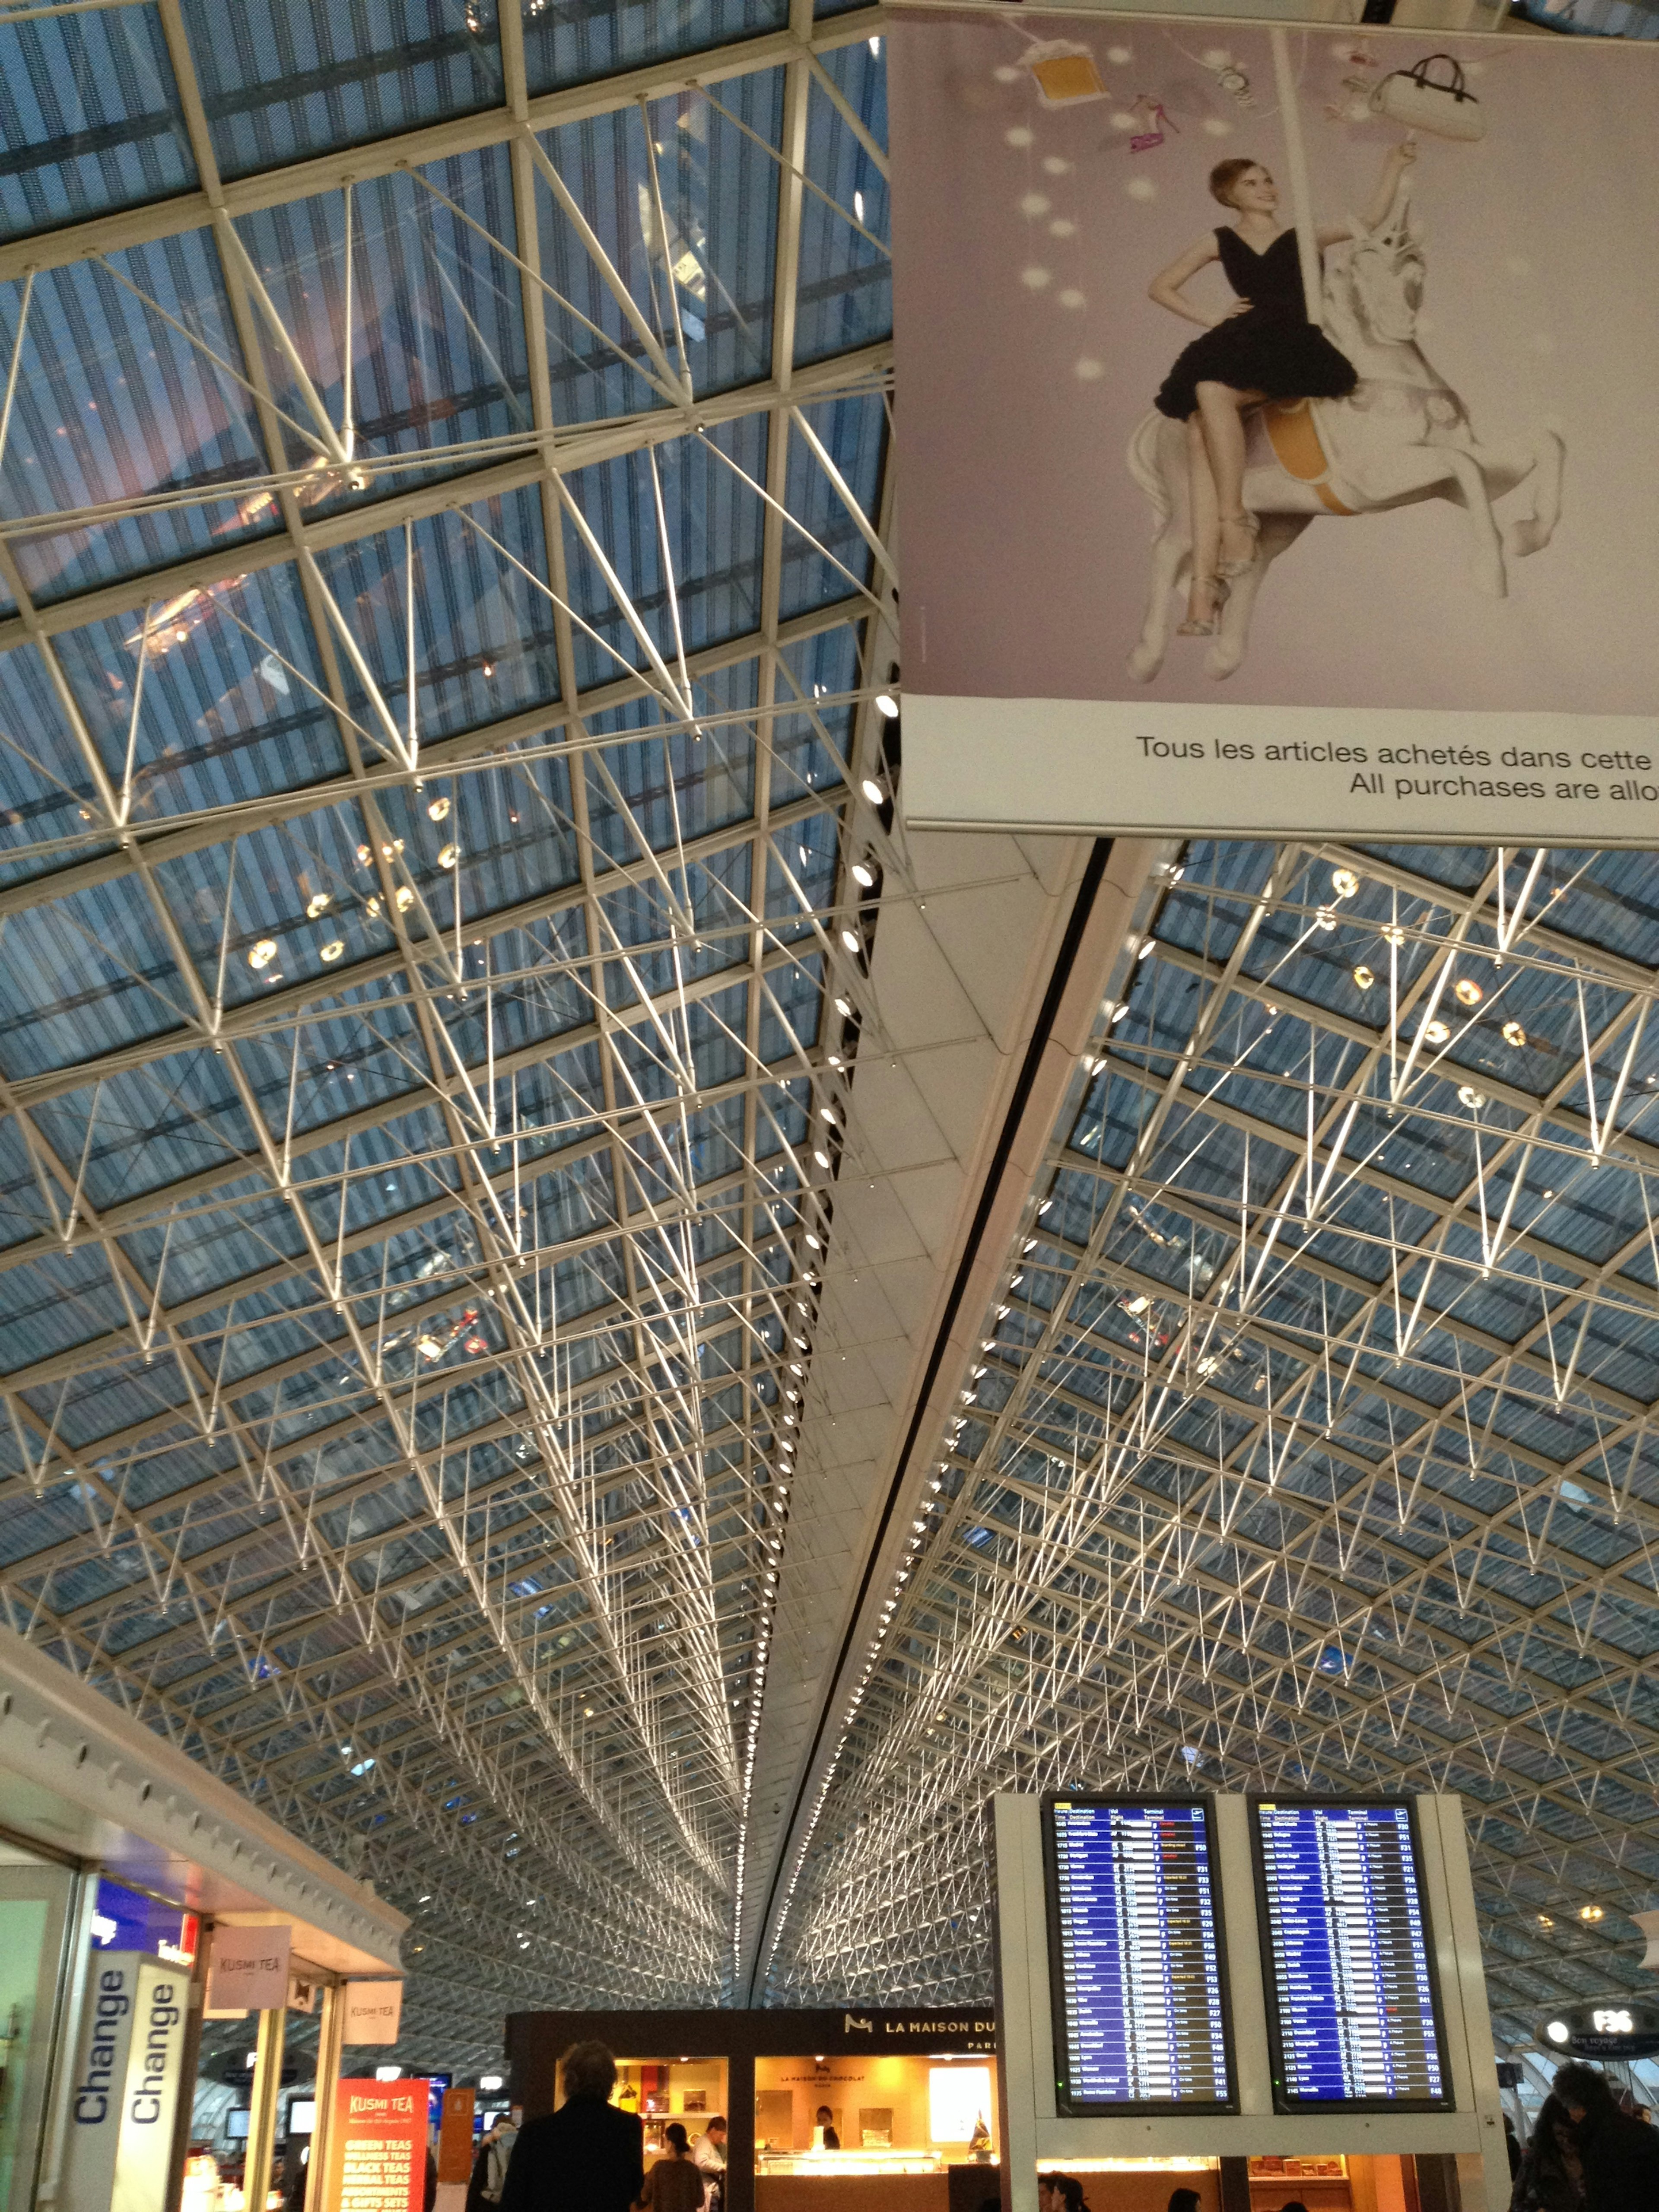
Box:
left=1126, top=188, right=1566, bottom=682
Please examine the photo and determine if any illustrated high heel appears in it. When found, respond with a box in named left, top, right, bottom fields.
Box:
left=1177, top=575, right=1229, bottom=636
left=1217, top=510, right=1261, bottom=577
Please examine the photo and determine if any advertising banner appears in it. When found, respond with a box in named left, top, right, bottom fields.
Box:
left=320, top=2081, right=429, bottom=2212
left=59, top=1955, right=190, bottom=2212
left=890, top=17, right=1659, bottom=842
left=435, top=2087, right=475, bottom=2184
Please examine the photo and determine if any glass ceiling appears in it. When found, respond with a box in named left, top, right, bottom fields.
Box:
left=0, top=0, right=891, bottom=2062
left=2, top=0, right=1654, bottom=2086
left=766, top=840, right=1659, bottom=2050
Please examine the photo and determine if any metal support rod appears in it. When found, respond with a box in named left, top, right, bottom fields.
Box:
left=1269, top=27, right=1322, bottom=325
left=245, top=2002, right=288, bottom=2212
left=307, top=1981, right=346, bottom=2212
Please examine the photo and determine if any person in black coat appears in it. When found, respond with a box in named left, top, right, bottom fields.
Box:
left=1551, top=2064, right=1659, bottom=2212
left=498, top=2044, right=643, bottom=2212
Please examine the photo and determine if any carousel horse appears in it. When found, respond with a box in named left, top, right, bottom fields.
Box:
left=1125, top=184, right=1566, bottom=682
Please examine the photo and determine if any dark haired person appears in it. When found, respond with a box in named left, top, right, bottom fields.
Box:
left=1550, top=2063, right=1659, bottom=2212
left=1147, top=143, right=1415, bottom=635
left=1510, top=2089, right=1585, bottom=2212
left=639, top=2122, right=705, bottom=2212
left=497, top=2043, right=643, bottom=2212
left=813, top=2107, right=840, bottom=2152
left=1169, top=2190, right=1202, bottom=2212
left=1039, top=2176, right=1090, bottom=2212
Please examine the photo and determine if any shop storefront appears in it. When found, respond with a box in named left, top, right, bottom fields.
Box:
left=0, top=1625, right=406, bottom=2212
left=504, top=2008, right=1000, bottom=2212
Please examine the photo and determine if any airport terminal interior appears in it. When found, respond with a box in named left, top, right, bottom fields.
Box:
left=0, top=0, right=1658, bottom=2210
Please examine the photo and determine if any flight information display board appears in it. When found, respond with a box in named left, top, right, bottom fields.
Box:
left=1042, top=1795, right=1236, bottom=2113
left=1250, top=1799, right=1452, bottom=2112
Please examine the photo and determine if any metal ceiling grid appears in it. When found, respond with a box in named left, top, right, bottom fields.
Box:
left=0, top=0, right=895, bottom=2060
left=763, top=841, right=1659, bottom=2050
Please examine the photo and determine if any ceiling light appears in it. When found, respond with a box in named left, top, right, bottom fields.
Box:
left=814, top=1150, right=829, bottom=1168
left=439, top=845, right=458, bottom=868
left=1578, top=1903, right=1604, bottom=1922
left=874, top=693, right=899, bottom=718
left=1454, top=978, right=1482, bottom=1006
left=428, top=796, right=451, bottom=821
left=1353, top=965, right=1374, bottom=989
left=1136, top=938, right=1155, bottom=960
left=841, top=928, right=859, bottom=953
left=1422, top=1019, right=1450, bottom=1045
left=394, top=885, right=414, bottom=910
left=1331, top=867, right=1359, bottom=898
left=852, top=862, right=875, bottom=887
left=1457, top=1085, right=1485, bottom=1109
left=860, top=778, right=883, bottom=804
left=1545, top=2021, right=1570, bottom=2045
left=1502, top=1020, right=1527, bottom=1047
left=305, top=892, right=331, bottom=918
left=833, top=997, right=852, bottom=1018
left=1314, top=907, right=1335, bottom=930
left=248, top=940, right=277, bottom=969
left=321, top=940, right=344, bottom=963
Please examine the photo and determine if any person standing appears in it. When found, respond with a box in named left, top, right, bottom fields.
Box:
left=639, top=2123, right=705, bottom=2212
left=1549, top=2064, right=1659, bottom=2212
left=812, top=2108, right=840, bottom=2152
left=497, top=2044, right=642, bottom=2212
left=1510, top=2089, right=1586, bottom=2212
left=691, top=2117, right=726, bottom=2212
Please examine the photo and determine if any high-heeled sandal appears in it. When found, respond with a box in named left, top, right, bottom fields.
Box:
left=1216, top=511, right=1261, bottom=578
left=1177, top=575, right=1230, bottom=636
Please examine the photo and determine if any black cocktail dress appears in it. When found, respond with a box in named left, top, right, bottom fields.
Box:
left=1154, top=225, right=1357, bottom=420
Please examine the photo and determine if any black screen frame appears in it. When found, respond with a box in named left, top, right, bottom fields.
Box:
left=1041, top=1791, right=1239, bottom=2117
left=1247, top=1794, right=1456, bottom=2116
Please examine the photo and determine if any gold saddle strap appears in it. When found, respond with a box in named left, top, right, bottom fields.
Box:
left=1263, top=398, right=1355, bottom=516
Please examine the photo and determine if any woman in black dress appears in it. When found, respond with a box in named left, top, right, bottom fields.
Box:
left=1149, top=143, right=1416, bottom=632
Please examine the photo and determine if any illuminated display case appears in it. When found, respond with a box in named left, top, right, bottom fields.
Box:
left=505, top=2010, right=999, bottom=2212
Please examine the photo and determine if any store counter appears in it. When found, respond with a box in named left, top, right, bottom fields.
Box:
left=755, top=2153, right=948, bottom=2212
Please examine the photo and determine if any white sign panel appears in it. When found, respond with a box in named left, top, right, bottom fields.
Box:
left=112, top=1961, right=191, bottom=2212
left=207, top=1923, right=291, bottom=2015
left=59, top=1954, right=144, bottom=2212
left=60, top=1956, right=190, bottom=2212
left=341, top=1981, right=403, bottom=2046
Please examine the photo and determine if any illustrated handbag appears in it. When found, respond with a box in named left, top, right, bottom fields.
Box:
left=1370, top=53, right=1485, bottom=141
left=1019, top=39, right=1108, bottom=109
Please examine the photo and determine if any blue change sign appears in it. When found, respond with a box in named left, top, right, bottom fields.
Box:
left=1251, top=1800, right=1451, bottom=2112
left=90, top=1878, right=200, bottom=1970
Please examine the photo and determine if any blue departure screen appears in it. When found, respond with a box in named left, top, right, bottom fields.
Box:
left=1253, top=1802, right=1449, bottom=2108
left=1046, top=1799, right=1233, bottom=2110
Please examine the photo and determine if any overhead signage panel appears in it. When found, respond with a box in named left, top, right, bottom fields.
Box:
left=890, top=16, right=1659, bottom=842
left=1249, top=1798, right=1452, bottom=2113
left=1042, top=1794, right=1236, bottom=2113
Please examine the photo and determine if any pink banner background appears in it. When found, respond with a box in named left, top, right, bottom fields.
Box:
left=891, top=17, right=1659, bottom=716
